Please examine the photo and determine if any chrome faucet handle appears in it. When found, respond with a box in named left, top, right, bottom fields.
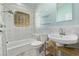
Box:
left=59, top=28, right=65, bottom=35
left=59, top=28, right=63, bottom=33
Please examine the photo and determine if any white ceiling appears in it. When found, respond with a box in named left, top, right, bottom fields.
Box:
left=23, top=3, right=39, bottom=10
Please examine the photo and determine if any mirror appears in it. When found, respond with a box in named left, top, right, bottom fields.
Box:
left=56, top=3, right=72, bottom=22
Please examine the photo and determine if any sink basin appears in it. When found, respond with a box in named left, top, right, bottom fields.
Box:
left=48, top=34, right=78, bottom=44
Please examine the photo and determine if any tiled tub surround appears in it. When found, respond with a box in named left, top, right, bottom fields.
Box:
left=2, top=4, right=36, bottom=56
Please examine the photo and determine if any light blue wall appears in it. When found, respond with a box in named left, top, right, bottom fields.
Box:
left=36, top=3, right=79, bottom=28
left=35, top=3, right=56, bottom=28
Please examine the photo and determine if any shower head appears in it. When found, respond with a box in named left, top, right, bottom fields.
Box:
left=2, top=10, right=14, bottom=14
left=7, top=10, right=14, bottom=14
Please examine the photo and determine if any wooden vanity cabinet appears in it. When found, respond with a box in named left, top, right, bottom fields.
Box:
left=58, top=47, right=79, bottom=56
left=45, top=40, right=57, bottom=56
left=45, top=40, right=79, bottom=56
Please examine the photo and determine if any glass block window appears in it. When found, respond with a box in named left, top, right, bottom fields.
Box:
left=14, top=11, right=30, bottom=27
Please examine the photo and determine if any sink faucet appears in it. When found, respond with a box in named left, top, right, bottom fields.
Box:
left=59, top=28, right=65, bottom=35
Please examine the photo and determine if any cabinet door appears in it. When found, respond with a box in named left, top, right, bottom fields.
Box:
left=61, top=51, right=71, bottom=56
left=46, top=40, right=57, bottom=56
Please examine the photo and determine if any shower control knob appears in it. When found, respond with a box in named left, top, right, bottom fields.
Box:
left=0, top=24, right=6, bottom=28
left=6, top=41, right=8, bottom=44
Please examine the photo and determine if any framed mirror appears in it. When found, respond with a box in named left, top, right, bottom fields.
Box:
left=56, top=3, right=72, bottom=22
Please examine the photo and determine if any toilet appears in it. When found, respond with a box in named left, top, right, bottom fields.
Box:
left=30, top=40, right=43, bottom=56
left=30, top=33, right=47, bottom=55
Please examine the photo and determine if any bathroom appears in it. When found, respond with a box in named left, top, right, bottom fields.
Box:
left=0, top=3, right=79, bottom=56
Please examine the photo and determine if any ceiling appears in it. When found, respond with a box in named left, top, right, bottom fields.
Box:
left=23, top=3, right=39, bottom=10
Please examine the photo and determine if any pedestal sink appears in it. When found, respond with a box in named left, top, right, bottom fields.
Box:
left=48, top=34, right=78, bottom=45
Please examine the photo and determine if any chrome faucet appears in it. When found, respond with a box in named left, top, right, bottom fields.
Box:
left=59, top=28, right=65, bottom=35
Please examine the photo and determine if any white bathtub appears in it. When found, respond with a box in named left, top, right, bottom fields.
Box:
left=7, top=38, right=36, bottom=56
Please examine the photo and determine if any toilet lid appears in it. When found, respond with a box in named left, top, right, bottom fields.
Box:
left=31, top=41, right=42, bottom=46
